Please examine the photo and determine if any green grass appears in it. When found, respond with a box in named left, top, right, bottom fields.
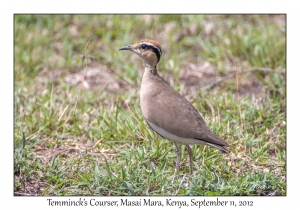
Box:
left=14, top=14, right=286, bottom=196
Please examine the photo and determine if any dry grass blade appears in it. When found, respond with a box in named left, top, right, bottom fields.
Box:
left=40, top=38, right=92, bottom=147
left=236, top=64, right=243, bottom=126
left=201, top=67, right=281, bottom=91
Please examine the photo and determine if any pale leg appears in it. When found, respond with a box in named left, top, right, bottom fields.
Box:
left=186, top=145, right=193, bottom=174
left=172, top=142, right=181, bottom=183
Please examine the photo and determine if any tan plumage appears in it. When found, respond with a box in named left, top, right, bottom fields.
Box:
left=119, top=39, right=229, bottom=177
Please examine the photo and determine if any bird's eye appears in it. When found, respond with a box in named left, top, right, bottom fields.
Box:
left=141, top=44, right=146, bottom=49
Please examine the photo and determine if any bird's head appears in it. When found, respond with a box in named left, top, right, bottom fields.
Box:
left=119, top=39, right=162, bottom=67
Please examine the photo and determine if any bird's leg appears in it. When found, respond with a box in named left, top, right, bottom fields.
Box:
left=172, top=142, right=181, bottom=183
left=186, top=145, right=193, bottom=175
left=173, top=142, right=182, bottom=173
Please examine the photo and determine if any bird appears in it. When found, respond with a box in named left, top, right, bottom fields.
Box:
left=119, top=39, right=229, bottom=177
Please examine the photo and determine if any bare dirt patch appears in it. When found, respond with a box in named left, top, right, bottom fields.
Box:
left=38, top=62, right=131, bottom=95
left=179, top=63, right=269, bottom=99
left=65, top=62, right=131, bottom=94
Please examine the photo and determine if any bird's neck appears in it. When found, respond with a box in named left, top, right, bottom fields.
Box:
left=142, top=63, right=167, bottom=87
left=144, top=63, right=158, bottom=75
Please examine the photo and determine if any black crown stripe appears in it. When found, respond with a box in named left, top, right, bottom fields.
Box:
left=144, top=43, right=162, bottom=63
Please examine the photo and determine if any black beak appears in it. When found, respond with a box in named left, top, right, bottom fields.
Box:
left=119, top=45, right=133, bottom=51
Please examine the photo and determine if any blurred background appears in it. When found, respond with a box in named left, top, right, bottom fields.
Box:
left=14, top=15, right=286, bottom=196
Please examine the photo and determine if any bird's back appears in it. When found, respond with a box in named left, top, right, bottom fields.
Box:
left=140, top=70, right=229, bottom=148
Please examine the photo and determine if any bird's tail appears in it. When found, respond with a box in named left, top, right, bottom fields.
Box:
left=206, top=142, right=229, bottom=153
